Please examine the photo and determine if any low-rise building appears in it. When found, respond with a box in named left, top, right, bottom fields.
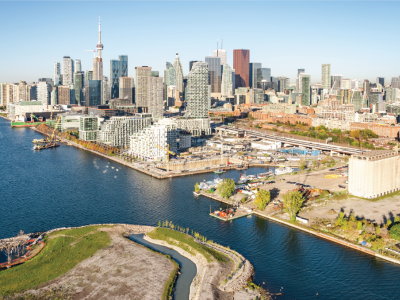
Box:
left=348, top=150, right=400, bottom=199
left=350, top=122, right=400, bottom=138
left=173, top=118, right=212, bottom=136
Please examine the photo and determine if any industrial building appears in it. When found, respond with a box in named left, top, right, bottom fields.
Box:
left=129, top=118, right=177, bottom=161
left=348, top=150, right=400, bottom=199
left=98, top=114, right=152, bottom=148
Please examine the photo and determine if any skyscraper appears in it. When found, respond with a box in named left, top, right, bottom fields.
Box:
left=62, top=56, right=74, bottom=85
left=110, top=55, right=128, bottom=99
left=119, top=77, right=134, bottom=102
left=165, top=62, right=177, bottom=91
left=321, top=64, right=331, bottom=90
left=74, top=72, right=84, bottom=105
left=88, top=80, right=101, bottom=106
left=54, top=62, right=60, bottom=85
left=205, top=56, right=221, bottom=94
left=37, top=81, right=51, bottom=105
left=189, top=61, right=199, bottom=72
left=186, top=62, right=209, bottom=118
left=58, top=85, right=70, bottom=105
left=103, top=76, right=110, bottom=104
left=277, top=77, right=289, bottom=93
left=148, top=76, right=164, bottom=119
left=363, top=80, right=370, bottom=99
left=221, top=63, right=235, bottom=99
left=18, top=81, right=27, bottom=102
left=377, top=77, right=385, bottom=87
left=250, top=63, right=262, bottom=89
left=233, top=49, right=250, bottom=88
left=93, top=17, right=103, bottom=81
left=135, top=66, right=152, bottom=107
left=301, top=74, right=310, bottom=106
left=173, top=53, right=184, bottom=95
left=74, top=59, right=82, bottom=73
left=298, top=69, right=305, bottom=75
left=331, top=75, right=343, bottom=92
left=213, top=49, right=227, bottom=65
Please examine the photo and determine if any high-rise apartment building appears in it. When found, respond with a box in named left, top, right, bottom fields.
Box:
left=51, top=87, right=58, bottom=105
left=301, top=74, right=311, bottom=106
left=119, top=77, right=134, bottom=102
left=17, top=81, right=27, bottom=102
left=62, top=56, right=74, bottom=85
left=173, top=53, right=184, bottom=95
left=165, top=62, right=177, bottom=99
left=27, top=84, right=37, bottom=101
left=103, top=76, right=110, bottom=104
left=54, top=62, right=61, bottom=85
left=342, top=79, right=351, bottom=90
left=37, top=82, right=51, bottom=105
left=321, top=64, right=331, bottom=90
left=110, top=55, right=128, bottom=99
left=148, top=76, right=164, bottom=119
left=0, top=83, right=7, bottom=107
left=221, top=64, right=235, bottom=100
left=74, top=72, right=84, bottom=105
left=233, top=49, right=250, bottom=88
left=298, top=69, right=305, bottom=75
left=186, top=62, right=209, bottom=118
left=250, top=63, right=262, bottom=89
left=351, top=79, right=359, bottom=90
left=363, top=80, right=370, bottom=99
left=58, top=85, right=70, bottom=105
left=205, top=56, right=221, bottom=94
left=391, top=77, right=400, bottom=89
left=277, top=77, right=289, bottom=92
left=135, top=66, right=152, bottom=107
left=74, top=59, right=82, bottom=73
left=213, top=49, right=227, bottom=65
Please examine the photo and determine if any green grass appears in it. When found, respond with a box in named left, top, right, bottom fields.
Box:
left=147, top=228, right=228, bottom=263
left=0, top=226, right=111, bottom=296
left=161, top=259, right=179, bottom=300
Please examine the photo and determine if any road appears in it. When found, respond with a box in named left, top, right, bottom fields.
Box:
left=215, top=124, right=367, bottom=155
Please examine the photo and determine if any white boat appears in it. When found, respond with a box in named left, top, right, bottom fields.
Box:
left=214, top=178, right=223, bottom=184
left=275, top=167, right=293, bottom=175
left=238, top=174, right=248, bottom=184
left=193, top=191, right=201, bottom=196
left=257, top=172, right=273, bottom=179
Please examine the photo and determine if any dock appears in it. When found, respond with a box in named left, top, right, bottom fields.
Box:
left=209, top=207, right=252, bottom=222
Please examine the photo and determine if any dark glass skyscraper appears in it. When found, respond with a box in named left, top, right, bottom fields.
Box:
left=110, top=55, right=128, bottom=99
left=205, top=56, right=221, bottom=93
left=189, top=61, right=199, bottom=72
left=74, top=72, right=84, bottom=105
left=89, top=80, right=101, bottom=107
left=250, top=63, right=262, bottom=89
left=233, top=49, right=250, bottom=88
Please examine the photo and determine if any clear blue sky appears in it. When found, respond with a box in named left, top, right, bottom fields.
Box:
left=1, top=1, right=399, bottom=85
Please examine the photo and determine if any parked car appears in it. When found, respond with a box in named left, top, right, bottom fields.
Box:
left=338, top=185, right=346, bottom=189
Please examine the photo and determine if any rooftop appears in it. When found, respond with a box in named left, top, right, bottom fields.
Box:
left=352, top=150, right=398, bottom=160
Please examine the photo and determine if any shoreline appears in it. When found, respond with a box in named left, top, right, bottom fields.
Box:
left=198, top=191, right=400, bottom=266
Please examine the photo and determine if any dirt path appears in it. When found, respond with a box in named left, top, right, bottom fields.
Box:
left=22, top=225, right=175, bottom=300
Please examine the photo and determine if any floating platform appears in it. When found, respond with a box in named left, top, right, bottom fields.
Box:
left=33, top=143, right=60, bottom=150
left=210, top=208, right=252, bottom=222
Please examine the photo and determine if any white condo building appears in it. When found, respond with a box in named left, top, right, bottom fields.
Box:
left=129, top=118, right=177, bottom=161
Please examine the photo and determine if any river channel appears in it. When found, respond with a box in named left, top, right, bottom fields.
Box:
left=1, top=117, right=400, bottom=299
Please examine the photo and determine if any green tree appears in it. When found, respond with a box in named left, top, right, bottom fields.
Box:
left=375, top=225, right=381, bottom=234
left=389, top=223, right=400, bottom=240
left=218, top=178, right=236, bottom=199
left=238, top=151, right=244, bottom=157
left=370, top=237, right=386, bottom=251
left=299, top=159, right=307, bottom=170
left=283, top=191, right=305, bottom=222
left=254, top=190, right=271, bottom=210
left=386, top=219, right=392, bottom=228
left=394, top=216, right=400, bottom=223
left=357, top=221, right=363, bottom=231
left=158, top=221, right=161, bottom=227
left=194, top=182, right=200, bottom=192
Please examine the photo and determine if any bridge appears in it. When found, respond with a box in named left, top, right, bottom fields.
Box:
left=215, top=125, right=367, bottom=155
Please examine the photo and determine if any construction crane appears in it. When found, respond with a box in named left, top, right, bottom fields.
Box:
left=85, top=50, right=97, bottom=58
left=155, top=144, right=176, bottom=172
left=48, top=116, right=61, bottom=142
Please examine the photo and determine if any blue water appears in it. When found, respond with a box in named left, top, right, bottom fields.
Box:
left=1, top=117, right=400, bottom=299
left=129, top=234, right=196, bottom=300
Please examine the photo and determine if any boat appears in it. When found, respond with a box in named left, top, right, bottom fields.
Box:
left=32, top=138, right=47, bottom=144
left=214, top=178, right=223, bottom=184
left=213, top=169, right=225, bottom=174
left=257, top=171, right=274, bottom=179
left=275, top=167, right=293, bottom=175
left=238, top=174, right=248, bottom=184
left=193, top=191, right=201, bottom=196
left=33, top=143, right=60, bottom=150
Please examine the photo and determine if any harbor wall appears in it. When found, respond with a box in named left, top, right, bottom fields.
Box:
left=158, top=158, right=229, bottom=171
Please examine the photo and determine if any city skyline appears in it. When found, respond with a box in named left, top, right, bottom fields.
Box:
left=1, top=1, right=400, bottom=84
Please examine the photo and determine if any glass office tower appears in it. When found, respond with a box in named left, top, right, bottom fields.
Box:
left=110, top=55, right=128, bottom=99
left=89, top=80, right=102, bottom=107
left=250, top=63, right=262, bottom=89
left=205, top=56, right=221, bottom=93
left=74, top=72, right=84, bottom=105
left=233, top=49, right=250, bottom=88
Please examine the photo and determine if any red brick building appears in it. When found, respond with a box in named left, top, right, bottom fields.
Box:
left=350, top=122, right=400, bottom=138
left=250, top=111, right=313, bottom=126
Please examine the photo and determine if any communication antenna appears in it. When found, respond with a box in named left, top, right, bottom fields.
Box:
left=217, top=40, right=219, bottom=57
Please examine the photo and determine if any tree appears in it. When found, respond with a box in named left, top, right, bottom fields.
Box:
left=357, top=221, right=363, bottom=230
left=254, top=190, right=271, bottom=210
left=389, top=223, right=400, bottom=240
left=194, top=182, right=200, bottom=192
left=218, top=178, right=236, bottom=199
left=283, top=191, right=305, bottom=222
left=299, top=159, right=307, bottom=170
left=394, top=215, right=400, bottom=223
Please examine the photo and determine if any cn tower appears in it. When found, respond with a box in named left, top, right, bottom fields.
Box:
left=93, top=16, right=103, bottom=81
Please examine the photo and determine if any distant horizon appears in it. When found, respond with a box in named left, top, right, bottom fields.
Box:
left=1, top=1, right=400, bottom=85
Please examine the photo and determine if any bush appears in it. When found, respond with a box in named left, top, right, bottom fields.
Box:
left=389, top=223, right=400, bottom=240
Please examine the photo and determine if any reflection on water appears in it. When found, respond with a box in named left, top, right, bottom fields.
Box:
left=1, top=118, right=400, bottom=299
